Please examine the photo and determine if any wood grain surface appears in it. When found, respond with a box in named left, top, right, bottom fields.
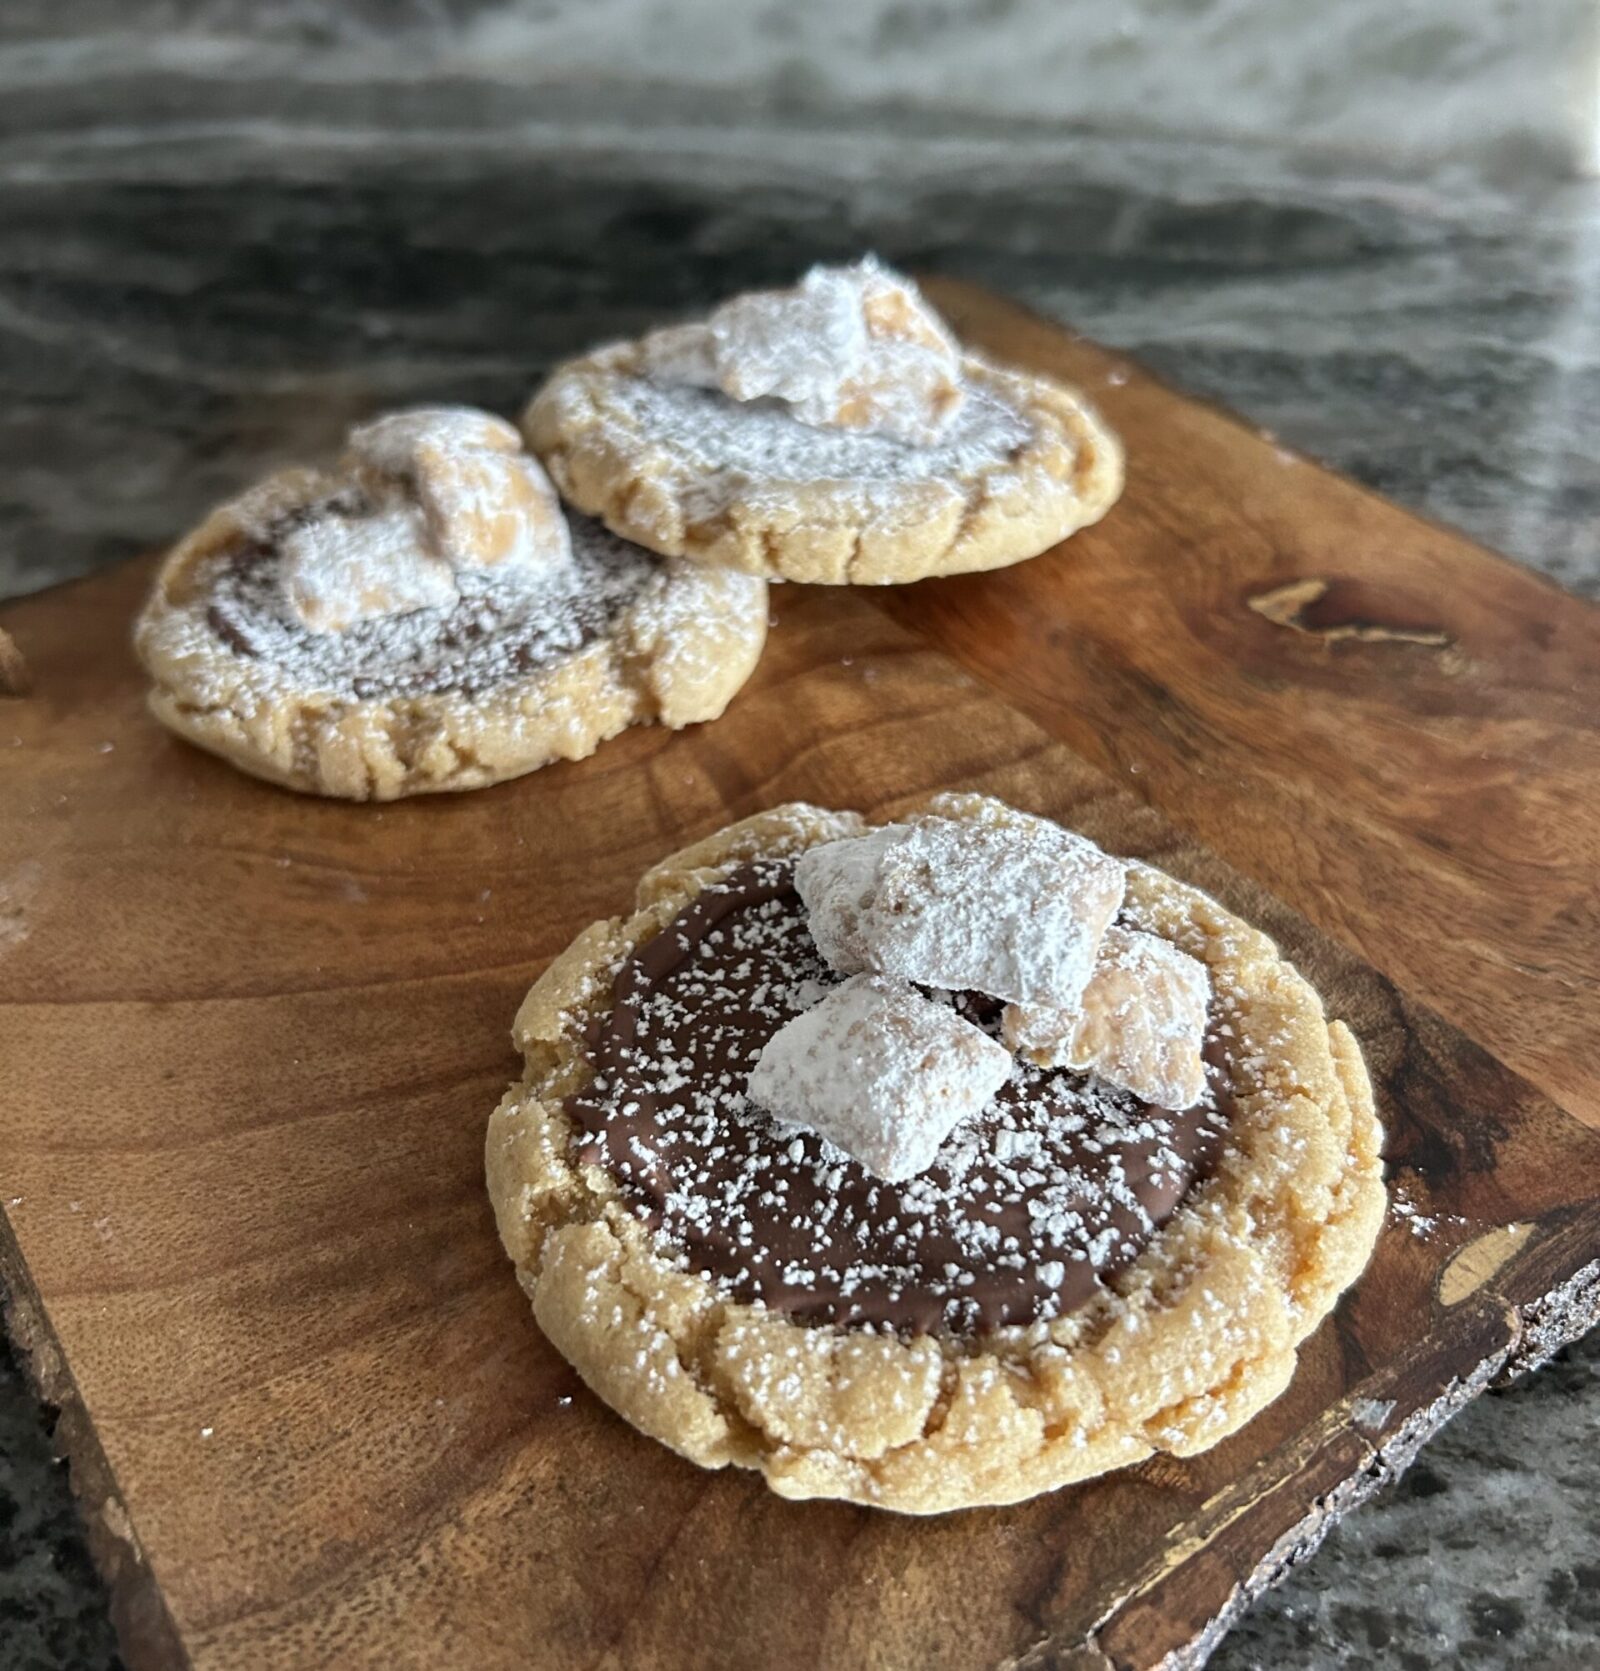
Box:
left=2, top=285, right=1598, bottom=1671
left=908, top=279, right=1600, bottom=1130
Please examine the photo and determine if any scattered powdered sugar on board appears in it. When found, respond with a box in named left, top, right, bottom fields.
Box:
left=1390, top=1180, right=1468, bottom=1241
left=191, top=510, right=657, bottom=701
left=568, top=858, right=1235, bottom=1334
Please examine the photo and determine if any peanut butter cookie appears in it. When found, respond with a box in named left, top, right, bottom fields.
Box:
left=524, top=260, right=1123, bottom=584
left=486, top=795, right=1384, bottom=1512
left=136, top=407, right=769, bottom=799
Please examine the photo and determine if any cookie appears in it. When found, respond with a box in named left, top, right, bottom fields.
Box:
left=135, top=406, right=769, bottom=800
left=486, top=794, right=1385, bottom=1513
left=523, top=259, right=1124, bottom=584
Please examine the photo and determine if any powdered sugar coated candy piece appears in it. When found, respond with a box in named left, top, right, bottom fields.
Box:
left=638, top=258, right=966, bottom=447
left=707, top=264, right=885, bottom=407
left=1004, top=927, right=1211, bottom=1109
left=794, top=812, right=1125, bottom=1008
left=747, top=973, right=1012, bottom=1182
left=281, top=407, right=574, bottom=634
left=345, top=407, right=571, bottom=574
left=634, top=322, right=717, bottom=387
left=281, top=503, right=459, bottom=636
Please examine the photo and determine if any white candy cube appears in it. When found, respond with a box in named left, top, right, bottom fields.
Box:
left=281, top=407, right=573, bottom=635
left=346, top=406, right=571, bottom=575
left=281, top=504, right=457, bottom=635
left=1004, top=927, right=1211, bottom=1109
left=638, top=259, right=966, bottom=446
left=795, top=812, right=1125, bottom=1008
left=747, top=974, right=1011, bottom=1182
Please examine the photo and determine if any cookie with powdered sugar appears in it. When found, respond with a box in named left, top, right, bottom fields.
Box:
left=486, top=793, right=1384, bottom=1513
left=135, top=407, right=769, bottom=799
left=523, top=259, right=1124, bottom=584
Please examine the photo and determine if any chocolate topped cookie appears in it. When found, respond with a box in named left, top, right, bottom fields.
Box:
left=524, top=260, right=1124, bottom=584
left=136, top=407, right=769, bottom=799
left=486, top=795, right=1385, bottom=1512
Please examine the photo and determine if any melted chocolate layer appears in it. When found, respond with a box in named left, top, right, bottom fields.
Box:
left=568, top=859, right=1232, bottom=1335
left=204, top=507, right=653, bottom=700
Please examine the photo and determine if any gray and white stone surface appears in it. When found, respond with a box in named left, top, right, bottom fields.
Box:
left=1, top=102, right=1598, bottom=604
left=1, top=78, right=1598, bottom=1671
left=2, top=0, right=1596, bottom=173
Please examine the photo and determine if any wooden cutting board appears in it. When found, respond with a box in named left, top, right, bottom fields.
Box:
left=2, top=279, right=1598, bottom=1671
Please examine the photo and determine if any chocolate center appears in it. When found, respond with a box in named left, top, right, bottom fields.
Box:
left=568, top=858, right=1232, bottom=1335
left=203, top=508, right=653, bottom=700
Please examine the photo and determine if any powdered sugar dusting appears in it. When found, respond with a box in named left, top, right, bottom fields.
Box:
left=606, top=370, right=1032, bottom=524
left=280, top=500, right=460, bottom=633
left=347, top=405, right=521, bottom=478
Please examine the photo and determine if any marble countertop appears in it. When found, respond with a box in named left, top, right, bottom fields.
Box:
left=2, top=92, right=1598, bottom=1670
